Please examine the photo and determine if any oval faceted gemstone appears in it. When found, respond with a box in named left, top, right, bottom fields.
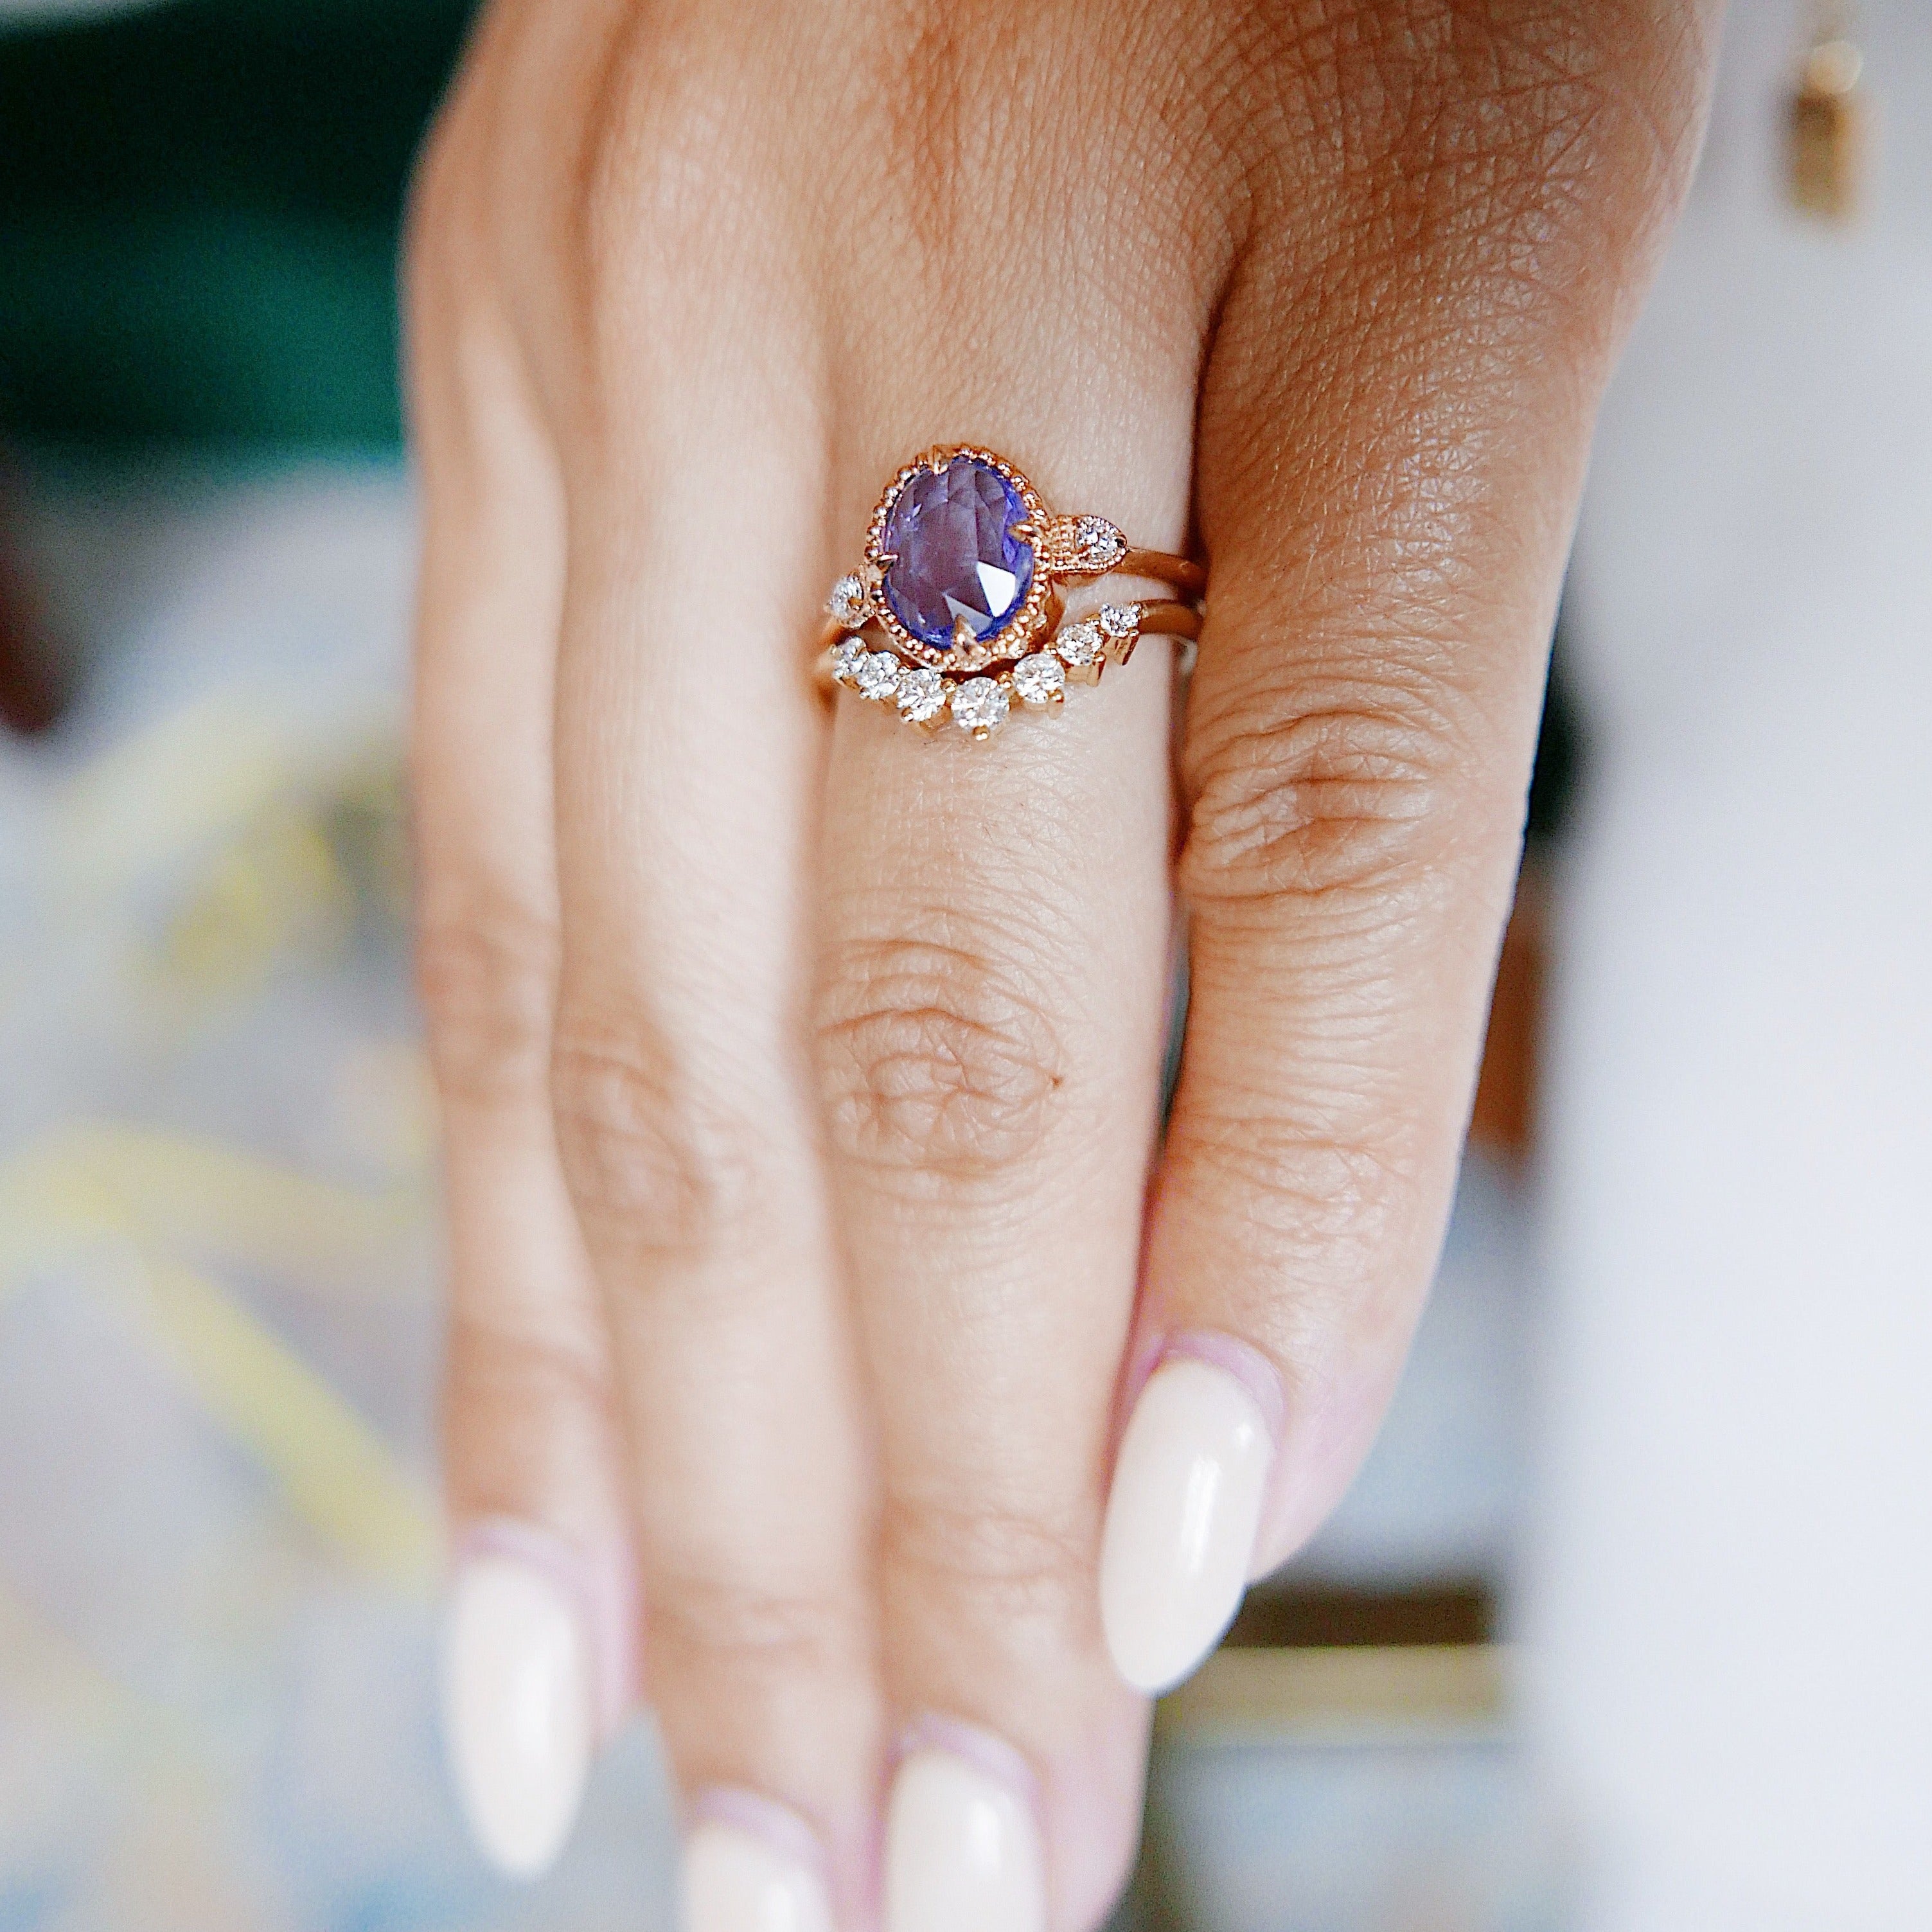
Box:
left=882, top=455, right=1034, bottom=649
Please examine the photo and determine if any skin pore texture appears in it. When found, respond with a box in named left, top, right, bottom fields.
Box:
left=405, top=3, right=1723, bottom=1927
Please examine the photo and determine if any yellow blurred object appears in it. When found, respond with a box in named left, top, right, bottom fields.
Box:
left=1788, top=8, right=1869, bottom=222
left=0, top=1122, right=416, bottom=1295
left=0, top=1123, right=436, bottom=1589
left=1157, top=1644, right=1510, bottom=1746
left=135, top=1257, right=436, bottom=1590
left=160, top=803, right=351, bottom=1004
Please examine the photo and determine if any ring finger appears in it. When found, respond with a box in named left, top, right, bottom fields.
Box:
left=813, top=384, right=1194, bottom=1932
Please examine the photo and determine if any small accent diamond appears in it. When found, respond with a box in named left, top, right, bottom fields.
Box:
left=1098, top=603, right=1140, bottom=639
left=1054, top=619, right=1102, bottom=667
left=1073, top=515, right=1126, bottom=571
left=896, top=665, right=946, bottom=724
left=951, top=677, right=1010, bottom=736
left=1011, top=653, right=1065, bottom=707
left=855, top=650, right=901, bottom=701
left=829, top=573, right=871, bottom=628
left=830, top=636, right=866, bottom=684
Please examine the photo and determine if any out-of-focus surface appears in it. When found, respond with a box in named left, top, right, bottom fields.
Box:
left=1525, top=2, right=1932, bottom=1924
left=0, top=469, right=680, bottom=1929
left=0, top=0, right=471, bottom=453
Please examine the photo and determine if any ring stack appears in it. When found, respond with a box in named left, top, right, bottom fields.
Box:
left=815, top=446, right=1205, bottom=741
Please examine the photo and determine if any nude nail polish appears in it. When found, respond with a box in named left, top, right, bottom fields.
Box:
left=441, top=1550, right=592, bottom=1877
left=682, top=1816, right=833, bottom=1932
left=885, top=1729, right=1045, bottom=1932
left=1098, top=1347, right=1277, bottom=1694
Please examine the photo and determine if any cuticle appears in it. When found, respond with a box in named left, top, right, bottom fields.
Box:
left=686, top=1786, right=829, bottom=1875
left=894, top=1712, right=1042, bottom=1810
left=1156, top=1328, right=1288, bottom=1444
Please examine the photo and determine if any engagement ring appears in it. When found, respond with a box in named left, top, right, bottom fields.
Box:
left=816, top=446, right=1204, bottom=740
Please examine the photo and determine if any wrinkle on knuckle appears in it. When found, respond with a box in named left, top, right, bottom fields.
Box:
left=549, top=1021, right=763, bottom=1266
left=445, top=1302, right=611, bottom=1425
left=1170, top=1106, right=1410, bottom=1262
left=571, top=12, right=762, bottom=326
left=417, top=899, right=558, bottom=1109
left=1181, top=674, right=1465, bottom=912
left=883, top=1485, right=1092, bottom=1629
left=644, top=1569, right=863, bottom=1682
left=815, top=930, right=1066, bottom=1188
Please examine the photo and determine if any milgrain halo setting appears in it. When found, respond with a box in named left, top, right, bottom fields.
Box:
left=815, top=445, right=1205, bottom=741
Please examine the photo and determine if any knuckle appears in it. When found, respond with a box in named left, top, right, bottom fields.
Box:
left=573, top=15, right=761, bottom=315
left=644, top=1568, right=865, bottom=1683
left=549, top=1018, right=765, bottom=1266
left=1169, top=1108, right=1411, bottom=1270
left=1160, top=1109, right=1428, bottom=1358
left=1180, top=672, right=1467, bottom=912
left=815, top=929, right=1067, bottom=1188
left=883, top=1485, right=1092, bottom=1631
left=416, top=898, right=557, bottom=1109
left=444, top=1303, right=614, bottom=1439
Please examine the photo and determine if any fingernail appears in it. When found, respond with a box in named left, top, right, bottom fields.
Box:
left=440, top=1548, right=593, bottom=1877
left=682, top=1810, right=833, bottom=1932
left=885, top=1724, right=1045, bottom=1932
left=1099, top=1342, right=1279, bottom=1694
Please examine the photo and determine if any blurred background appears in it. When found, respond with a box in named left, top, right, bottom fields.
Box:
left=1, top=3, right=1926, bottom=1929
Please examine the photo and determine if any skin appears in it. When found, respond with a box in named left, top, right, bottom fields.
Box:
left=405, top=2, right=1721, bottom=1924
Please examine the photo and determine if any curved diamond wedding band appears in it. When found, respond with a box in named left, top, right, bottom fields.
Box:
left=815, top=445, right=1204, bottom=741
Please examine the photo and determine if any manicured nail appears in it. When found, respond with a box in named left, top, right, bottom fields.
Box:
left=885, top=1728, right=1045, bottom=1932
left=441, top=1549, right=592, bottom=1877
left=1099, top=1345, right=1277, bottom=1694
left=682, top=1815, right=833, bottom=1932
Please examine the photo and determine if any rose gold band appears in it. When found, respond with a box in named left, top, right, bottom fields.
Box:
left=811, top=551, right=1203, bottom=660
left=1119, top=549, right=1207, bottom=599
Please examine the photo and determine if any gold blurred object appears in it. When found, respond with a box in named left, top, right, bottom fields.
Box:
left=1788, top=7, right=1868, bottom=223
left=1157, top=1643, right=1509, bottom=1746
left=162, top=801, right=349, bottom=1002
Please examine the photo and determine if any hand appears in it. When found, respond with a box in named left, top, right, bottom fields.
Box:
left=407, top=3, right=1717, bottom=1924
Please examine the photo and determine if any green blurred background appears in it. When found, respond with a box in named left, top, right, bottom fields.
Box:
left=0, top=0, right=474, bottom=453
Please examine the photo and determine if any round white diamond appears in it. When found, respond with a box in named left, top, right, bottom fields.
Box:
left=896, top=666, right=946, bottom=724
left=1074, top=515, right=1126, bottom=570
left=950, top=677, right=1009, bottom=735
left=830, top=636, right=866, bottom=684
left=855, top=650, right=901, bottom=701
left=1099, top=603, right=1140, bottom=639
left=828, top=573, right=871, bottom=628
left=1011, top=653, right=1065, bottom=707
left=1054, top=619, right=1101, bottom=667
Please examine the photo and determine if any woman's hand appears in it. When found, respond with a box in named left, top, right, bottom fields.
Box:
left=407, top=3, right=1716, bottom=1925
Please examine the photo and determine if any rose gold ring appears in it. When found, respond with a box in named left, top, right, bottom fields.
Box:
left=813, top=445, right=1204, bottom=741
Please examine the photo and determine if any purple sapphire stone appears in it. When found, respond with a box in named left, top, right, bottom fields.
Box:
left=882, top=455, right=1034, bottom=650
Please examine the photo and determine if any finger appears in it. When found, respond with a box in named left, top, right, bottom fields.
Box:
left=539, top=163, right=880, bottom=1928
left=407, top=144, right=635, bottom=1877
left=815, top=414, right=1192, bottom=1925
left=1099, top=29, right=1715, bottom=1695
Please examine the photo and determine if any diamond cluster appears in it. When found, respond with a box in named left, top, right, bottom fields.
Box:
left=829, top=599, right=1147, bottom=741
